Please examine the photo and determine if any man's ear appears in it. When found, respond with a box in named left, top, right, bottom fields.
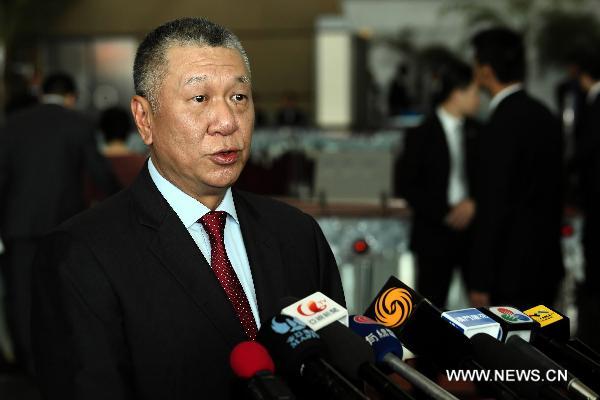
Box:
left=131, top=95, right=154, bottom=145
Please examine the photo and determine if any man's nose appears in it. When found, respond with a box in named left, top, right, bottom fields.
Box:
left=207, top=98, right=238, bottom=136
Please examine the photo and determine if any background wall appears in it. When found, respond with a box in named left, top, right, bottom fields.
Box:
left=44, top=0, right=341, bottom=119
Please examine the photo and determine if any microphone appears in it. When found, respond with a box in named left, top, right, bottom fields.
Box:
left=362, top=277, right=536, bottom=399
left=525, top=305, right=600, bottom=375
left=281, top=295, right=414, bottom=400
left=230, top=341, right=296, bottom=400
left=451, top=306, right=599, bottom=399
left=506, top=335, right=599, bottom=400
left=350, top=315, right=460, bottom=400
left=256, top=314, right=368, bottom=400
left=363, top=276, right=474, bottom=369
left=441, top=308, right=501, bottom=339
left=471, top=333, right=572, bottom=400
left=317, top=320, right=415, bottom=400
left=483, top=305, right=600, bottom=389
left=479, top=306, right=535, bottom=343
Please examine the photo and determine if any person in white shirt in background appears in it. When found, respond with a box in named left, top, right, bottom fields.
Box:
left=395, top=56, right=481, bottom=308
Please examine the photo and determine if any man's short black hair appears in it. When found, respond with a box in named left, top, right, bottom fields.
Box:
left=133, top=17, right=250, bottom=111
left=99, top=106, right=132, bottom=143
left=577, top=48, right=600, bottom=81
left=42, top=72, right=76, bottom=96
left=433, top=57, right=474, bottom=105
left=472, top=27, right=525, bottom=83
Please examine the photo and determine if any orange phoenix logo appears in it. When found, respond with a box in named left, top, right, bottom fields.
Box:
left=374, top=287, right=413, bottom=328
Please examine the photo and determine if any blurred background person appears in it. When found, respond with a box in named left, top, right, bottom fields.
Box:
left=575, top=48, right=600, bottom=352
left=395, top=56, right=480, bottom=308
left=0, top=72, right=119, bottom=373
left=468, top=27, right=564, bottom=310
left=99, top=105, right=147, bottom=188
left=275, top=91, right=308, bottom=127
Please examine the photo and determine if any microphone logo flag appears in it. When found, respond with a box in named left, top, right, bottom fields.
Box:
left=492, top=307, right=533, bottom=323
left=375, top=287, right=413, bottom=328
left=296, top=300, right=327, bottom=317
left=281, top=292, right=348, bottom=330
left=269, top=315, right=320, bottom=349
left=524, top=305, right=564, bottom=327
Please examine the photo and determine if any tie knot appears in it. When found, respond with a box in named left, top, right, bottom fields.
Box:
left=199, top=211, right=227, bottom=240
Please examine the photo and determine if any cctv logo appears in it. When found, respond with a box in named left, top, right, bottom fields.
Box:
left=296, top=299, right=327, bottom=317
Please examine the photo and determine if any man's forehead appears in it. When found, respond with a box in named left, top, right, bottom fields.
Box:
left=164, top=45, right=251, bottom=88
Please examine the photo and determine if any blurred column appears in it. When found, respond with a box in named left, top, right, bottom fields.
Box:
left=315, top=17, right=353, bottom=129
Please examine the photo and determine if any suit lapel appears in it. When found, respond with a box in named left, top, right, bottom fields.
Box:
left=131, top=166, right=246, bottom=346
left=233, top=190, right=287, bottom=324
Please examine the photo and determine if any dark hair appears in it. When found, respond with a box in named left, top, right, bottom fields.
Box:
left=99, top=106, right=132, bottom=142
left=432, top=57, right=474, bottom=105
left=42, top=72, right=76, bottom=95
left=133, top=17, right=250, bottom=110
left=576, top=48, right=600, bottom=80
left=472, top=27, right=525, bottom=83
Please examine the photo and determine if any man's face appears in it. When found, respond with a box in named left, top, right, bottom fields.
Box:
left=140, top=45, right=254, bottom=199
left=456, top=81, right=481, bottom=117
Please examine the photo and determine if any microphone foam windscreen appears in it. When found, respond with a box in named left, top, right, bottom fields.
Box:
left=317, top=321, right=375, bottom=380
left=349, top=315, right=403, bottom=363
left=230, top=341, right=275, bottom=379
left=257, top=314, right=325, bottom=377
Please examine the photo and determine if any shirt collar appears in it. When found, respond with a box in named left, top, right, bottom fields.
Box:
left=41, top=94, right=66, bottom=106
left=147, top=157, right=239, bottom=229
left=436, top=106, right=464, bottom=133
left=489, top=83, right=524, bottom=112
left=587, top=81, right=600, bottom=104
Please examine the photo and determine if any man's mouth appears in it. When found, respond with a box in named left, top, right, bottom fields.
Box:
left=209, top=149, right=241, bottom=165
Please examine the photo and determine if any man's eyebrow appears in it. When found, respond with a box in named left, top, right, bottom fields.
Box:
left=183, top=75, right=208, bottom=86
left=183, top=75, right=250, bottom=86
left=237, top=75, right=251, bottom=84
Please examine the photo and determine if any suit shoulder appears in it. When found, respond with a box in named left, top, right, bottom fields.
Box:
left=53, top=189, right=130, bottom=237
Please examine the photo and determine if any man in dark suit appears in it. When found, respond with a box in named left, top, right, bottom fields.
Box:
left=396, top=57, right=481, bottom=308
left=575, top=50, right=600, bottom=352
left=31, top=17, right=344, bottom=399
left=0, top=73, right=118, bottom=372
left=469, top=28, right=563, bottom=309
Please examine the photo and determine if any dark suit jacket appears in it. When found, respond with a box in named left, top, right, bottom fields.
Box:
left=469, top=90, right=564, bottom=307
left=0, top=103, right=118, bottom=238
left=576, top=93, right=600, bottom=217
left=31, top=165, right=345, bottom=400
left=395, top=113, right=480, bottom=254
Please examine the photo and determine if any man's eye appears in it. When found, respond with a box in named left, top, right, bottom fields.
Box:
left=193, top=95, right=206, bottom=103
left=232, top=94, right=247, bottom=102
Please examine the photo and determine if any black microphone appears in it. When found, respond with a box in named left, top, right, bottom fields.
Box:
left=363, top=276, right=535, bottom=400
left=257, top=314, right=368, bottom=400
left=506, top=335, right=599, bottom=400
left=471, top=333, right=572, bottom=400
left=349, top=315, right=459, bottom=400
left=278, top=295, right=414, bottom=400
left=230, top=341, right=296, bottom=400
left=317, top=321, right=415, bottom=400
left=524, top=305, right=600, bottom=391
left=483, top=306, right=600, bottom=393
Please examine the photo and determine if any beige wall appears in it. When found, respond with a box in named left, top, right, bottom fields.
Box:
left=51, top=0, right=341, bottom=120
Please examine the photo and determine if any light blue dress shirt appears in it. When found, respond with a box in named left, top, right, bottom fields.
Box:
left=148, top=158, right=261, bottom=327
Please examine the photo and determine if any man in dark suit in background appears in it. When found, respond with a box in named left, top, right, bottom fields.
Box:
left=396, top=57, right=481, bottom=308
left=575, top=51, right=600, bottom=352
left=0, top=73, right=118, bottom=372
left=32, top=17, right=344, bottom=399
left=469, top=28, right=564, bottom=309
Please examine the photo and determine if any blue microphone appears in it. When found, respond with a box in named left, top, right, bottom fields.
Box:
left=349, top=315, right=403, bottom=364
left=349, top=315, right=459, bottom=400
